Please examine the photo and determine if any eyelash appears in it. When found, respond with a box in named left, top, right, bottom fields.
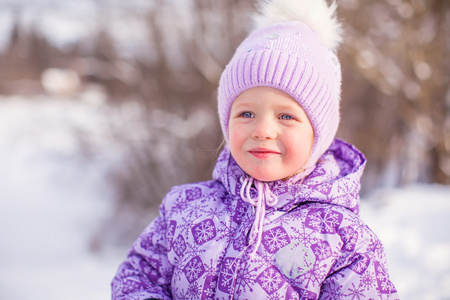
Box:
left=238, top=112, right=254, bottom=118
left=279, top=114, right=294, bottom=120
left=238, top=112, right=296, bottom=121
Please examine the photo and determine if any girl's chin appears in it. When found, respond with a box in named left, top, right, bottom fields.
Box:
left=246, top=168, right=306, bottom=182
left=247, top=172, right=285, bottom=182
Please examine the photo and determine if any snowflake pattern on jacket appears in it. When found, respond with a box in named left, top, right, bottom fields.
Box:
left=111, top=139, right=399, bottom=299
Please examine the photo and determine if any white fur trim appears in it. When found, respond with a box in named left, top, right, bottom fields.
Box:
left=252, top=0, right=342, bottom=51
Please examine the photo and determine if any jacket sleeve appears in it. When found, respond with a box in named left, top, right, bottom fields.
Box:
left=319, top=224, right=400, bottom=300
left=111, top=193, right=175, bottom=300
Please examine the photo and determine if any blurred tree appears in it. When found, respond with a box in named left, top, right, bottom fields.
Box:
left=0, top=22, right=57, bottom=94
left=337, top=0, right=450, bottom=190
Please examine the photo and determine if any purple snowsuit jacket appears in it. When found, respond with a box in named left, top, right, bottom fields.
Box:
left=112, top=139, right=399, bottom=299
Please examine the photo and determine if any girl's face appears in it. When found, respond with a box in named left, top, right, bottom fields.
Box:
left=228, top=87, right=314, bottom=182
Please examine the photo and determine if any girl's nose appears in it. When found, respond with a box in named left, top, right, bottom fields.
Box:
left=252, top=118, right=277, bottom=140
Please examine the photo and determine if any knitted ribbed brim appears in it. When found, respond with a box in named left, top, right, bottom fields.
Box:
left=218, top=21, right=341, bottom=167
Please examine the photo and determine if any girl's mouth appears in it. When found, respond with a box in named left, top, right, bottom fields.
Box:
left=248, top=148, right=281, bottom=159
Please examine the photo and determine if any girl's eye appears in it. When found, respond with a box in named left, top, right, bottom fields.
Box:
left=239, top=112, right=254, bottom=118
left=279, top=114, right=294, bottom=120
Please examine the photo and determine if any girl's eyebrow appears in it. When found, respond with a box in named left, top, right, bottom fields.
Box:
left=276, top=104, right=303, bottom=111
left=231, top=102, right=253, bottom=110
left=276, top=104, right=296, bottom=110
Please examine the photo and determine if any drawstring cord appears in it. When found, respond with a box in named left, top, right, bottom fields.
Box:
left=238, top=163, right=313, bottom=257
left=228, top=170, right=312, bottom=294
left=239, top=176, right=278, bottom=256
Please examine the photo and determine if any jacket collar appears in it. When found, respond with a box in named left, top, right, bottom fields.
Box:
left=212, top=138, right=366, bottom=215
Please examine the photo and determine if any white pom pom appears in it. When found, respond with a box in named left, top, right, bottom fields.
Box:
left=252, top=0, right=343, bottom=51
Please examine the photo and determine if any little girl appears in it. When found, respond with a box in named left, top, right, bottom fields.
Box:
left=112, top=0, right=399, bottom=299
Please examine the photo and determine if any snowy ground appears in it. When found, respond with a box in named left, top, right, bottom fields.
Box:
left=362, top=185, right=450, bottom=300
left=0, top=96, right=449, bottom=299
left=0, top=95, right=128, bottom=299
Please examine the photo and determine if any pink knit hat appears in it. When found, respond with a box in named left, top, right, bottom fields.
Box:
left=218, top=0, right=342, bottom=168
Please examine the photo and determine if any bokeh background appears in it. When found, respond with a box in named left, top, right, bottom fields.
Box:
left=0, top=0, right=449, bottom=299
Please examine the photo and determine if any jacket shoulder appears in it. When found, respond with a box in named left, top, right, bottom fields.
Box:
left=162, top=180, right=225, bottom=212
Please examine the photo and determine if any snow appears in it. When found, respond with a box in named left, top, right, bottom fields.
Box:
left=0, top=95, right=128, bottom=299
left=0, top=96, right=449, bottom=299
left=362, top=185, right=450, bottom=300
